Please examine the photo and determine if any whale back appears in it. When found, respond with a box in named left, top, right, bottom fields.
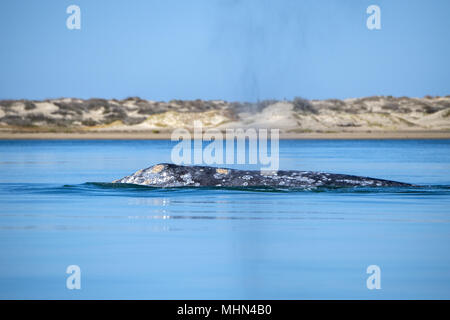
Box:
left=112, top=163, right=413, bottom=188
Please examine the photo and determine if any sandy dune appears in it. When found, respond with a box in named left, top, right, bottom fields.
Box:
left=1, top=96, right=449, bottom=138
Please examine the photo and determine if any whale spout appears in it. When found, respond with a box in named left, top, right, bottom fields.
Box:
left=112, top=163, right=413, bottom=188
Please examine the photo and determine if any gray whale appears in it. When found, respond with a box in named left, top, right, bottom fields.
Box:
left=112, top=163, right=413, bottom=188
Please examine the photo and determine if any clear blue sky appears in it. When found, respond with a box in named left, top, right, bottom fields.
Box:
left=0, top=0, right=449, bottom=101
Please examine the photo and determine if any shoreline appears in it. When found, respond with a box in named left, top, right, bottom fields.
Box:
left=0, top=131, right=449, bottom=140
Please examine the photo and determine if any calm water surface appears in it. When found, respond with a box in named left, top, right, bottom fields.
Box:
left=0, top=139, right=449, bottom=299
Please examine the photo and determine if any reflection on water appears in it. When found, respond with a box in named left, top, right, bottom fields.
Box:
left=0, top=140, right=449, bottom=299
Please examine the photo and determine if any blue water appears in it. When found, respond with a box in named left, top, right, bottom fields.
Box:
left=0, top=139, right=449, bottom=299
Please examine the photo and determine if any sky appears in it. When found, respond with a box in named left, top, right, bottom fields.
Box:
left=0, top=0, right=449, bottom=102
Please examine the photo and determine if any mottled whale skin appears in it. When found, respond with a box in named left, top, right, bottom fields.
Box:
left=113, top=163, right=413, bottom=188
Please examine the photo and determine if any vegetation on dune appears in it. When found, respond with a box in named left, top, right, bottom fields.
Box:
left=0, top=96, right=449, bottom=132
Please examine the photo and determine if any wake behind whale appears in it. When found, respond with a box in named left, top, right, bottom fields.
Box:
left=112, top=163, right=413, bottom=188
